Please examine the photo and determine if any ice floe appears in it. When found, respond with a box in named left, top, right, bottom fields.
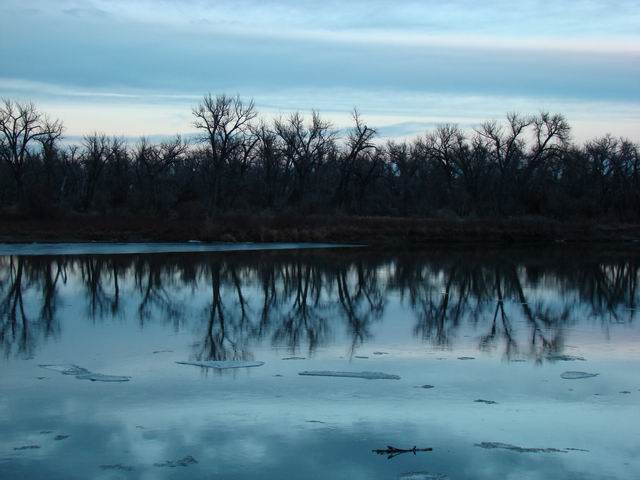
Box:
left=560, top=371, right=599, bottom=379
left=176, top=360, right=264, bottom=369
left=546, top=354, right=586, bottom=362
left=298, top=370, right=400, bottom=380
left=154, top=455, right=198, bottom=468
left=475, top=442, right=567, bottom=453
left=399, top=473, right=448, bottom=480
left=39, top=364, right=131, bottom=382
left=100, top=464, right=133, bottom=471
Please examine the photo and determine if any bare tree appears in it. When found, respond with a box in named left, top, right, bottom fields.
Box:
left=0, top=100, right=63, bottom=201
left=192, top=94, right=257, bottom=211
left=134, top=135, right=188, bottom=211
left=334, top=109, right=377, bottom=209
left=275, top=111, right=336, bottom=204
left=81, top=133, right=112, bottom=211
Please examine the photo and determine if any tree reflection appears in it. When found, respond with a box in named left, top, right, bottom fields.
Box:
left=0, top=249, right=638, bottom=360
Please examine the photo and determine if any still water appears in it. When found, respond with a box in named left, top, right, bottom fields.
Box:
left=0, top=244, right=638, bottom=479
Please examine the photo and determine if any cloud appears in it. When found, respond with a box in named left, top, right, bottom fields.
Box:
left=1, top=0, right=639, bottom=140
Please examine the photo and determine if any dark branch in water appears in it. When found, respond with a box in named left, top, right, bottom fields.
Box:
left=372, top=445, right=433, bottom=459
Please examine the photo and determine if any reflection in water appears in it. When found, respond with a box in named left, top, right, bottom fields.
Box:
left=1, top=247, right=640, bottom=480
left=1, top=248, right=638, bottom=361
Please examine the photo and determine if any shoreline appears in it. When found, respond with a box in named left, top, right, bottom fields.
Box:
left=2, top=214, right=640, bottom=246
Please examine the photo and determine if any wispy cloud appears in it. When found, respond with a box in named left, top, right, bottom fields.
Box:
left=1, top=0, right=639, bottom=140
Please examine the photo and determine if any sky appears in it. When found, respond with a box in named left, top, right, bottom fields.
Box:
left=0, top=0, right=639, bottom=142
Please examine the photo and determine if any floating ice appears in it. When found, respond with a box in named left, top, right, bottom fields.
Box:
left=75, top=373, right=131, bottom=382
left=39, top=364, right=90, bottom=376
left=176, top=360, right=264, bottom=369
left=298, top=370, right=400, bottom=380
left=39, top=364, right=131, bottom=382
left=475, top=442, right=567, bottom=453
left=546, top=355, right=586, bottom=362
left=100, top=464, right=133, bottom=471
left=154, top=455, right=198, bottom=468
left=400, top=473, right=448, bottom=480
left=561, top=371, right=599, bottom=379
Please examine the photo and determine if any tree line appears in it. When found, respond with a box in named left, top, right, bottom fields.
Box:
left=1, top=95, right=639, bottom=219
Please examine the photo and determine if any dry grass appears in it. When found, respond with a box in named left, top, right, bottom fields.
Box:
left=1, top=212, right=640, bottom=245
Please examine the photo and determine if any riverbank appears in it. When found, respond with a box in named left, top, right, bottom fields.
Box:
left=2, top=213, right=640, bottom=246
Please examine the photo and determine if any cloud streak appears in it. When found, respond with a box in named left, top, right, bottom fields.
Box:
left=1, top=0, right=638, bottom=140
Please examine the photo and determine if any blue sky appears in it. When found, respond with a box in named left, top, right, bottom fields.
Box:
left=1, top=0, right=639, bottom=141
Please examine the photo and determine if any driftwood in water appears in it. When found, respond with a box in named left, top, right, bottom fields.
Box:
left=372, top=445, right=433, bottom=459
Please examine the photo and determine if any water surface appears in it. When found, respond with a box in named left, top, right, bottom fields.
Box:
left=1, top=245, right=638, bottom=479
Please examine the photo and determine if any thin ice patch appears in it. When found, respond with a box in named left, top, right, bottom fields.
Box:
left=475, top=442, right=567, bottom=453
left=176, top=360, right=264, bottom=369
left=546, top=355, right=586, bottom=362
left=154, top=455, right=198, bottom=468
left=39, top=364, right=130, bottom=382
left=100, top=464, right=134, bottom=471
left=75, top=373, right=131, bottom=382
left=39, top=364, right=90, bottom=376
left=400, top=474, right=448, bottom=480
left=561, top=371, right=599, bottom=379
left=298, top=370, right=400, bottom=380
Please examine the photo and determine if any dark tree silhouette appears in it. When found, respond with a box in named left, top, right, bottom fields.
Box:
left=0, top=95, right=638, bottom=221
